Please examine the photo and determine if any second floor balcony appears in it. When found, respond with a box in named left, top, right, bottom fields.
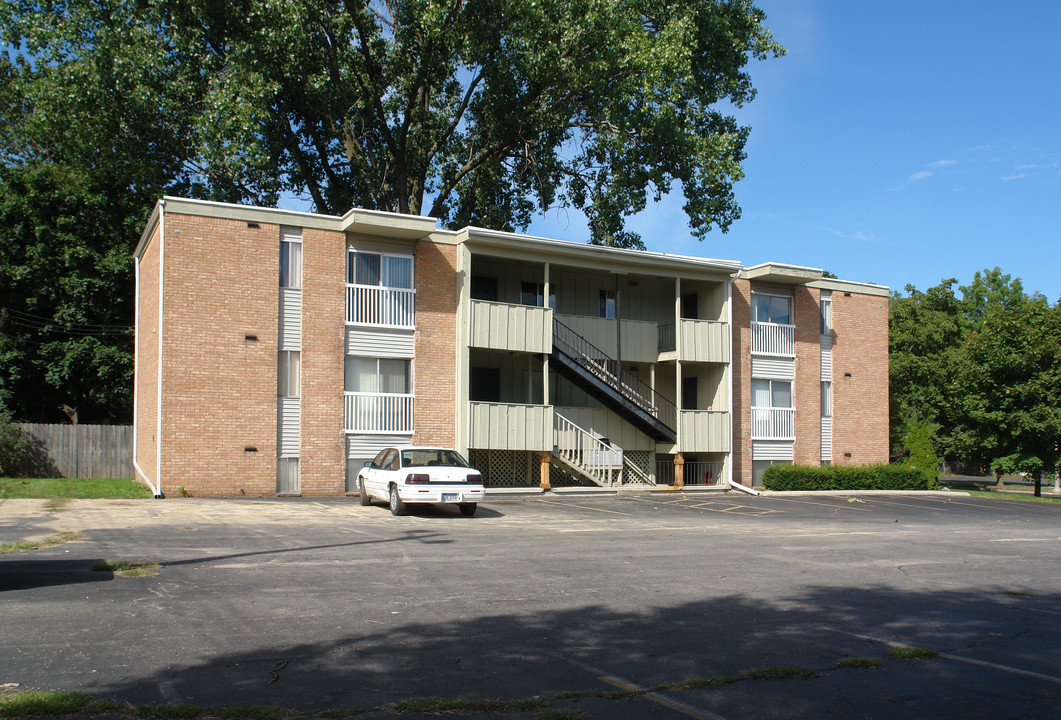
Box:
left=751, top=407, right=795, bottom=440
left=347, top=284, right=415, bottom=328
left=751, top=321, right=795, bottom=357
left=345, top=391, right=414, bottom=434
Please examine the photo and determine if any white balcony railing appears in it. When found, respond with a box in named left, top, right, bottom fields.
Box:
left=751, top=407, right=795, bottom=440
left=346, top=284, right=415, bottom=327
left=751, top=321, right=795, bottom=356
left=344, top=392, right=414, bottom=433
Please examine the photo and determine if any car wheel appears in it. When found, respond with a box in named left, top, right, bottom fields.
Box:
left=458, top=503, right=477, bottom=517
left=358, top=477, right=371, bottom=506
left=389, top=485, right=407, bottom=516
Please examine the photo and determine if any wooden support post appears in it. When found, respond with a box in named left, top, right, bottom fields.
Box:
left=540, top=451, right=552, bottom=490
left=674, top=452, right=685, bottom=490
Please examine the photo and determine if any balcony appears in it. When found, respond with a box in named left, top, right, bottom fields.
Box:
left=344, top=392, right=414, bottom=433
left=679, top=319, right=730, bottom=362
left=468, top=402, right=552, bottom=451
left=751, top=321, right=795, bottom=356
left=346, top=284, right=415, bottom=328
left=469, top=300, right=552, bottom=353
left=751, top=407, right=795, bottom=440
left=678, top=410, right=730, bottom=452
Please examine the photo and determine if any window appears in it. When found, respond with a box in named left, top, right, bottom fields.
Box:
left=681, top=293, right=699, bottom=320
left=752, top=379, right=792, bottom=408
left=521, top=281, right=544, bottom=307
left=348, top=251, right=413, bottom=289
left=599, top=289, right=616, bottom=318
left=470, top=275, right=498, bottom=301
left=820, top=293, right=832, bottom=336
left=751, top=294, right=791, bottom=324
left=278, top=351, right=300, bottom=397
left=280, top=238, right=302, bottom=289
left=821, top=381, right=832, bottom=417
left=345, top=357, right=410, bottom=394
left=681, top=376, right=698, bottom=410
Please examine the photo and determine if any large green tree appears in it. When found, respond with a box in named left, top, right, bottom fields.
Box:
left=890, top=268, right=1061, bottom=486
left=1, top=0, right=783, bottom=423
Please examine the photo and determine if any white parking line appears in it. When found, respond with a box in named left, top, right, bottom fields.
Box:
left=561, top=655, right=731, bottom=720
left=827, top=628, right=1061, bottom=685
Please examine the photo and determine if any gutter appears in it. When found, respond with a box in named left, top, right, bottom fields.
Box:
left=728, top=480, right=760, bottom=496
left=154, top=199, right=165, bottom=498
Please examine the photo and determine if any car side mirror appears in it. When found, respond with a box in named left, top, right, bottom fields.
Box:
left=363, top=461, right=374, bottom=468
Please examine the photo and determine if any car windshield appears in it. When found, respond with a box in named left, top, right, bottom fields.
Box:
left=401, top=449, right=471, bottom=468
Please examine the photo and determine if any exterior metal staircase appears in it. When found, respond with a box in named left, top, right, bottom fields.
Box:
left=550, top=319, right=677, bottom=443
left=553, top=412, right=655, bottom=487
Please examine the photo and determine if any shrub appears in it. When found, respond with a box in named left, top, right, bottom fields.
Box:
left=0, top=407, right=32, bottom=476
left=761, top=463, right=935, bottom=491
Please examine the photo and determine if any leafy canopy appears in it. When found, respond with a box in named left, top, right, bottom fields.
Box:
left=5, top=0, right=784, bottom=247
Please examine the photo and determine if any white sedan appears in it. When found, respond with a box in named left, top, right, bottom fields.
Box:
left=357, top=446, right=485, bottom=516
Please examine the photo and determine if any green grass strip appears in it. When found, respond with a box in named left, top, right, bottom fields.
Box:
left=836, top=657, right=882, bottom=669
left=90, top=559, right=161, bottom=576
left=0, top=691, right=123, bottom=717
left=742, top=666, right=818, bottom=681
left=389, top=696, right=549, bottom=714
left=961, top=490, right=1061, bottom=504
left=889, top=646, right=938, bottom=660
left=0, top=477, right=152, bottom=499
left=0, top=531, right=83, bottom=554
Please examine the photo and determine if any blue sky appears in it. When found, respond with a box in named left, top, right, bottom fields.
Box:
left=528, top=0, right=1061, bottom=300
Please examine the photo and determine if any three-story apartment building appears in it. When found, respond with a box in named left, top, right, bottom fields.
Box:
left=133, top=198, right=888, bottom=497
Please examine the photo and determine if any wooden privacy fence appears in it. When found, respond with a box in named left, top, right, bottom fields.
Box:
left=17, top=423, right=133, bottom=479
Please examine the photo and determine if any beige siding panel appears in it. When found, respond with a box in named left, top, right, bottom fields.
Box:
left=821, top=416, right=833, bottom=462
left=468, top=402, right=551, bottom=451
left=679, top=319, right=730, bottom=363
left=554, top=314, right=658, bottom=364
left=820, top=341, right=833, bottom=378
left=751, top=356, right=795, bottom=380
left=469, top=300, right=552, bottom=353
left=346, top=434, right=412, bottom=459
left=552, top=407, right=654, bottom=450
left=346, top=327, right=415, bottom=357
left=678, top=411, right=730, bottom=453
left=753, top=440, right=794, bottom=461
left=278, top=396, right=300, bottom=457
left=279, top=288, right=302, bottom=350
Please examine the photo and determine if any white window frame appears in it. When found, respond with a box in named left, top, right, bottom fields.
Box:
left=280, top=230, right=302, bottom=289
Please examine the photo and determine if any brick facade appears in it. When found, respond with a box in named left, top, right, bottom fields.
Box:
left=299, top=226, right=347, bottom=494
left=158, top=214, right=279, bottom=497
left=412, top=240, right=458, bottom=448
left=793, top=286, right=822, bottom=465
left=730, top=280, right=752, bottom=484
left=831, top=291, right=890, bottom=465
left=134, top=224, right=161, bottom=490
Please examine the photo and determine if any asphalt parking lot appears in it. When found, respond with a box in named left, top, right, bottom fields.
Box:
left=2, top=491, right=1059, bottom=719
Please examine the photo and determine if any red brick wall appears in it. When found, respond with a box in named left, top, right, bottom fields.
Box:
left=412, top=240, right=458, bottom=447
left=793, top=286, right=822, bottom=465
left=730, top=279, right=752, bottom=484
left=159, top=214, right=279, bottom=497
left=134, top=223, right=161, bottom=491
left=299, top=227, right=346, bottom=494
left=831, top=291, right=890, bottom=465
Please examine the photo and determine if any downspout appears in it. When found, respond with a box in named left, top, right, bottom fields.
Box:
left=132, top=228, right=149, bottom=490
left=132, top=202, right=161, bottom=497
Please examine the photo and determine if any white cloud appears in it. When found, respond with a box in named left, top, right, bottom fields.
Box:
left=927, top=159, right=958, bottom=168
left=907, top=170, right=934, bottom=183
left=1000, top=173, right=1027, bottom=181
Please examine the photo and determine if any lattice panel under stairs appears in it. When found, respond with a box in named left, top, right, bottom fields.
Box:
left=621, top=451, right=653, bottom=485
left=468, top=449, right=534, bottom=488
left=549, top=462, right=597, bottom=488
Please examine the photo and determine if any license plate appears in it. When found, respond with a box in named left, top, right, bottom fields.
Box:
left=441, top=493, right=459, bottom=502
